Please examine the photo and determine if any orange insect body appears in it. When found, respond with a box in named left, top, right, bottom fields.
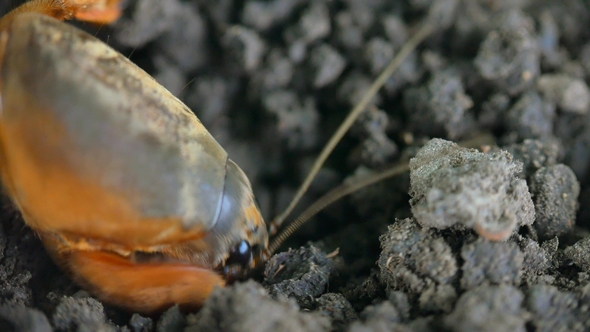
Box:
left=0, top=0, right=269, bottom=313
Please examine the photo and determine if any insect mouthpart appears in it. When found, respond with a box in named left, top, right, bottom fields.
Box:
left=218, top=241, right=270, bottom=280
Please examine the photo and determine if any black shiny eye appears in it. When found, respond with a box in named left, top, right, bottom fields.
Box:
left=226, top=240, right=252, bottom=267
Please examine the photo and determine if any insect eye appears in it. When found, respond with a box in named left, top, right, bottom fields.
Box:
left=226, top=240, right=253, bottom=267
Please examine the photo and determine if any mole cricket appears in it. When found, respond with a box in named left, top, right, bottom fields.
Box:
left=0, top=0, right=435, bottom=313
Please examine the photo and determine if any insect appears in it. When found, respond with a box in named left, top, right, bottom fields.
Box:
left=0, top=0, right=272, bottom=313
left=0, top=0, right=432, bottom=314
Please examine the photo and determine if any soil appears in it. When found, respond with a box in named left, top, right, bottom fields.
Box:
left=2, top=0, right=590, bottom=331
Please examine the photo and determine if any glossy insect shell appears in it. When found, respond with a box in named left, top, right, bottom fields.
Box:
left=0, top=13, right=268, bottom=311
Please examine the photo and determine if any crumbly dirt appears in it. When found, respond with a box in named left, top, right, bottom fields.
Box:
left=3, top=0, right=590, bottom=331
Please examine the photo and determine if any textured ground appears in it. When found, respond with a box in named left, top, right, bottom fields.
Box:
left=2, top=0, right=590, bottom=331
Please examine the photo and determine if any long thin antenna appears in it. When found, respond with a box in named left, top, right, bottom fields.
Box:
left=270, top=22, right=434, bottom=230
left=268, top=131, right=496, bottom=254
left=268, top=163, right=410, bottom=254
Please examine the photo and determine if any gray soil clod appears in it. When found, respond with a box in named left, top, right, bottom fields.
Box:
left=377, top=218, right=458, bottom=314
left=504, top=139, right=560, bottom=178
left=505, top=90, right=556, bottom=140
left=403, top=70, right=474, bottom=140
left=0, top=305, right=52, bottom=332
left=408, top=139, right=535, bottom=240
left=443, top=285, right=527, bottom=332
left=530, top=164, right=581, bottom=239
left=537, top=74, right=590, bottom=114
left=474, top=9, right=540, bottom=96
left=2, top=0, right=590, bottom=331
left=460, top=239, right=524, bottom=290
left=526, top=285, right=588, bottom=332
left=263, top=245, right=338, bottom=308
left=186, top=281, right=331, bottom=332
left=564, top=237, right=590, bottom=272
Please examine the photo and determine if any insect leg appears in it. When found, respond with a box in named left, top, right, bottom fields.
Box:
left=0, top=0, right=122, bottom=31
left=69, top=0, right=123, bottom=24
left=41, top=232, right=225, bottom=314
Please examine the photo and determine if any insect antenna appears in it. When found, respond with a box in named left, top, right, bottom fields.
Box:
left=268, top=163, right=410, bottom=254
left=266, top=21, right=435, bottom=253
left=268, top=131, right=496, bottom=255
